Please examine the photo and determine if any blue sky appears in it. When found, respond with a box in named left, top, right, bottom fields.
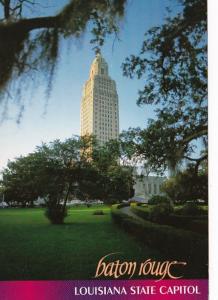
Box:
left=0, top=0, right=177, bottom=169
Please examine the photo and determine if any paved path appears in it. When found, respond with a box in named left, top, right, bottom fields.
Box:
left=121, top=206, right=146, bottom=223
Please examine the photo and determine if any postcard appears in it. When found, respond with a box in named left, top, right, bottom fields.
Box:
left=0, top=0, right=208, bottom=299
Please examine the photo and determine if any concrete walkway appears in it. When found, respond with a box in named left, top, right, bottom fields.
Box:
left=120, top=206, right=146, bottom=223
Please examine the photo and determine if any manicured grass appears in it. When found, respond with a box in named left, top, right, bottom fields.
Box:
left=0, top=206, right=161, bottom=280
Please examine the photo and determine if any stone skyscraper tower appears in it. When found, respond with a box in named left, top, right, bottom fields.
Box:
left=80, top=53, right=119, bottom=144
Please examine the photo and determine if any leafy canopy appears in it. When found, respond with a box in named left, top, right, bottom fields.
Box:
left=121, top=0, right=207, bottom=173
left=1, top=135, right=134, bottom=212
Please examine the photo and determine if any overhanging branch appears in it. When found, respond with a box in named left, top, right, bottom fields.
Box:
left=183, top=154, right=208, bottom=163
left=182, top=126, right=208, bottom=146
left=0, top=16, right=61, bottom=37
left=183, top=154, right=207, bottom=174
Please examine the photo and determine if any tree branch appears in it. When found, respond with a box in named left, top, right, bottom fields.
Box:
left=0, top=15, right=61, bottom=37
left=182, top=126, right=208, bottom=146
left=183, top=154, right=208, bottom=163
left=184, top=154, right=207, bottom=174
left=3, top=0, right=11, bottom=19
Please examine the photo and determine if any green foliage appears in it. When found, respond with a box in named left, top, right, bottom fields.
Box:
left=107, top=165, right=134, bottom=202
left=165, top=214, right=207, bottom=235
left=162, top=165, right=208, bottom=203
left=121, top=0, right=207, bottom=173
left=161, top=178, right=178, bottom=200
left=178, top=202, right=206, bottom=216
left=90, top=140, right=134, bottom=203
left=149, top=202, right=174, bottom=223
left=0, top=0, right=127, bottom=118
left=1, top=135, right=134, bottom=223
left=131, top=204, right=208, bottom=235
left=148, top=195, right=170, bottom=205
left=131, top=206, right=150, bottom=220
left=123, top=0, right=207, bottom=107
left=2, top=136, right=84, bottom=222
left=2, top=153, right=47, bottom=207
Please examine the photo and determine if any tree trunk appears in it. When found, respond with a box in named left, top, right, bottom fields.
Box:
left=62, top=183, right=71, bottom=213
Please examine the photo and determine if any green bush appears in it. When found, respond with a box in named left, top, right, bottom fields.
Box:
left=131, top=206, right=150, bottom=220
left=45, top=204, right=67, bottom=224
left=161, top=166, right=208, bottom=203
left=178, top=202, right=206, bottom=216
left=111, top=207, right=208, bottom=278
left=149, top=202, right=174, bottom=223
left=132, top=205, right=207, bottom=234
left=93, top=210, right=104, bottom=215
left=164, top=214, right=207, bottom=234
left=148, top=195, right=170, bottom=205
left=136, top=202, right=145, bottom=206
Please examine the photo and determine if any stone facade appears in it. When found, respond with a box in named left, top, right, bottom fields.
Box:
left=80, top=53, right=119, bottom=144
left=133, top=168, right=166, bottom=202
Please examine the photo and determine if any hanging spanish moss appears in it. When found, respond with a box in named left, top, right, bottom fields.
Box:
left=0, top=0, right=126, bottom=122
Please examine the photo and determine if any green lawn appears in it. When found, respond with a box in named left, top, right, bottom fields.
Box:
left=0, top=206, right=162, bottom=280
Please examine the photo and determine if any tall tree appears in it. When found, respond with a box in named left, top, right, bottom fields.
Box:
left=2, top=137, right=83, bottom=222
left=2, top=154, right=44, bottom=207
left=122, top=0, right=207, bottom=174
left=90, top=138, right=134, bottom=203
left=1, top=135, right=135, bottom=222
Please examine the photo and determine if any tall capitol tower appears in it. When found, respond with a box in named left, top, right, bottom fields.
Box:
left=80, top=53, right=119, bottom=144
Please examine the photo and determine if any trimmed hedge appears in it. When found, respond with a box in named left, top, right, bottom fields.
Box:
left=111, top=207, right=207, bottom=277
left=176, top=202, right=207, bottom=216
left=131, top=206, right=208, bottom=235
left=131, top=206, right=150, bottom=220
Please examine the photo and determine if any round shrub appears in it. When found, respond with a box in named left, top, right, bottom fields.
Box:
left=148, top=195, right=170, bottom=205
left=45, top=204, right=67, bottom=224
left=93, top=210, right=105, bottom=215
left=149, top=202, right=174, bottom=223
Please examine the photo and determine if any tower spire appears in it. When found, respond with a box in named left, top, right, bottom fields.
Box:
left=89, top=52, right=108, bottom=78
left=80, top=55, right=119, bottom=145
